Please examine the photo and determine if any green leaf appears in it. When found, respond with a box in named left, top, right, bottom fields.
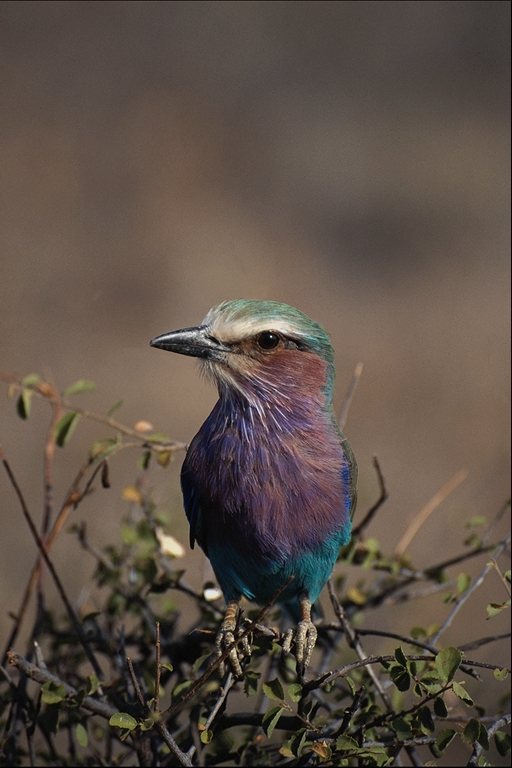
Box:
left=63, top=379, right=96, bottom=396
left=418, top=674, right=442, bottom=694
left=462, top=719, right=481, bottom=744
left=290, top=729, right=309, bottom=758
left=452, top=680, right=474, bottom=706
left=394, top=646, right=408, bottom=667
left=486, top=599, right=511, bottom=619
left=38, top=703, right=60, bottom=734
left=87, top=674, right=100, bottom=695
left=147, top=431, right=171, bottom=443
left=16, top=389, right=33, bottom=419
left=495, top=730, right=511, bottom=756
left=200, top=729, right=213, bottom=744
left=434, top=728, right=456, bottom=755
left=391, top=717, right=412, bottom=739
left=336, top=735, right=360, bottom=751
left=262, top=678, right=285, bottom=702
left=89, top=437, right=119, bottom=460
left=138, top=449, right=152, bottom=470
left=107, top=399, right=124, bottom=416
left=55, top=411, right=81, bottom=447
left=456, top=572, right=471, bottom=594
left=418, top=706, right=435, bottom=734
left=433, top=695, right=448, bottom=718
left=262, top=705, right=284, bottom=737
left=493, top=667, right=509, bottom=681
left=345, top=675, right=357, bottom=696
left=140, top=716, right=157, bottom=732
left=156, top=450, right=172, bottom=467
left=464, top=532, right=482, bottom=548
left=75, top=722, right=88, bottom=747
left=160, top=662, right=174, bottom=673
left=390, top=664, right=410, bottom=691
left=435, top=647, right=462, bottom=682
left=466, top=515, right=487, bottom=528
left=477, top=725, right=489, bottom=751
left=21, top=373, right=41, bottom=387
left=463, top=719, right=489, bottom=750
left=172, top=679, right=194, bottom=699
left=109, top=712, right=137, bottom=731
left=287, top=683, right=303, bottom=703
left=41, top=681, right=66, bottom=705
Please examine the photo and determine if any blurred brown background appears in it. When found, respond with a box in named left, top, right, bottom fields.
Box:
left=1, top=0, right=510, bottom=692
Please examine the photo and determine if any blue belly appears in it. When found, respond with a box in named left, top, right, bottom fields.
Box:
left=207, top=525, right=350, bottom=607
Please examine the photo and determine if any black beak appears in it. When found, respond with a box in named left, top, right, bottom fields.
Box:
left=150, top=325, right=229, bottom=361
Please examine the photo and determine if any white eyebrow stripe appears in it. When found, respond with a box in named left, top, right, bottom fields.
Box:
left=206, top=316, right=303, bottom=343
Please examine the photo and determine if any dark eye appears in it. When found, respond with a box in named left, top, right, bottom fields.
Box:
left=256, top=331, right=280, bottom=350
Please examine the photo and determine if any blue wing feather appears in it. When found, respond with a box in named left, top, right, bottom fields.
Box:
left=181, top=464, right=204, bottom=552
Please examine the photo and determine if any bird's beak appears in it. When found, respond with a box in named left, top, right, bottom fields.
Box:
left=150, top=325, right=229, bottom=361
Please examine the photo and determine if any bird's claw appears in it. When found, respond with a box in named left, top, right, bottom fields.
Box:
left=215, top=601, right=250, bottom=677
left=281, top=596, right=318, bottom=676
left=295, top=618, right=317, bottom=671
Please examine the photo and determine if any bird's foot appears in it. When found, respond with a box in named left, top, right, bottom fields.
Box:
left=295, top=618, right=317, bottom=673
left=282, top=595, right=317, bottom=677
left=215, top=601, right=250, bottom=678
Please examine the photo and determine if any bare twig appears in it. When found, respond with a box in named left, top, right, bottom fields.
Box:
left=304, top=654, right=511, bottom=693
left=1, top=450, right=103, bottom=682
left=328, top=581, right=391, bottom=709
left=1, top=455, right=111, bottom=666
left=331, top=626, right=479, bottom=680
left=467, top=713, right=511, bottom=767
left=359, top=541, right=501, bottom=615
left=0, top=372, right=187, bottom=452
left=186, top=672, right=236, bottom=762
left=157, top=722, right=192, bottom=767
left=126, top=657, right=146, bottom=711
left=334, top=685, right=365, bottom=737
left=154, top=622, right=161, bottom=714
left=481, top=499, right=511, bottom=546
left=430, top=533, right=511, bottom=646
left=338, top=362, right=363, bottom=431
left=394, top=469, right=468, bottom=556
left=7, top=651, right=113, bottom=719
left=459, top=632, right=511, bottom=652
left=352, top=456, right=388, bottom=538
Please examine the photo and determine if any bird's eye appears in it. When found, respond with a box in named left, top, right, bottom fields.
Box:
left=256, top=331, right=280, bottom=350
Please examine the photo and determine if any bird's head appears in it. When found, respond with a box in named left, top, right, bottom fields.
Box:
left=150, top=299, right=336, bottom=408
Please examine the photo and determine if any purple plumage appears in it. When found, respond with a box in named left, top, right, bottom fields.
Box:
left=182, top=346, right=353, bottom=606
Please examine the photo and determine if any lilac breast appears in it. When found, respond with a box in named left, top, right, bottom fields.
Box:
left=182, top=392, right=350, bottom=568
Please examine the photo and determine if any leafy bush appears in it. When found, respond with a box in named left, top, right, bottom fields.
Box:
left=0, top=373, right=510, bottom=766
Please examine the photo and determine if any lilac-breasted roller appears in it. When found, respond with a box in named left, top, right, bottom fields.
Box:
left=150, top=300, right=357, bottom=675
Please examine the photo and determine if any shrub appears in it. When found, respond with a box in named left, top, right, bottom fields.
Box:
left=0, top=373, right=510, bottom=766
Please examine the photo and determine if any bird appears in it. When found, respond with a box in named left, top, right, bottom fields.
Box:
left=150, top=299, right=357, bottom=676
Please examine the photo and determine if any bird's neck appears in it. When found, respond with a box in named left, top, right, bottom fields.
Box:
left=214, top=349, right=336, bottom=429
